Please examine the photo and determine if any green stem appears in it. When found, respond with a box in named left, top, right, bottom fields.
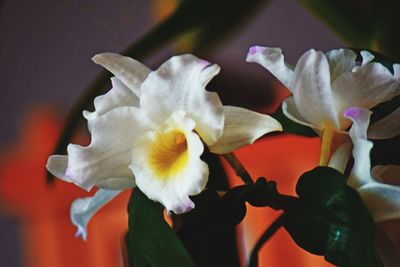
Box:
left=247, top=214, right=286, bottom=267
left=222, top=153, right=254, bottom=185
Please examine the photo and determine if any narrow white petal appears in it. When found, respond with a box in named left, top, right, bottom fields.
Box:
left=47, top=155, right=133, bottom=190
left=332, top=61, right=400, bottom=128
left=92, top=53, right=150, bottom=96
left=47, top=155, right=69, bottom=181
left=48, top=107, right=151, bottom=190
left=346, top=108, right=400, bottom=223
left=281, top=96, right=316, bottom=129
left=140, top=54, right=224, bottom=145
left=360, top=50, right=374, bottom=66
left=345, top=107, right=375, bottom=187
left=325, top=48, right=357, bottom=82
left=345, top=107, right=371, bottom=139
left=71, top=189, right=122, bottom=240
left=368, top=107, right=400, bottom=139
left=83, top=77, right=139, bottom=122
left=246, top=46, right=294, bottom=90
left=209, top=106, right=282, bottom=154
left=328, top=142, right=352, bottom=173
left=358, top=183, right=400, bottom=222
left=291, top=49, right=340, bottom=129
left=130, top=112, right=208, bottom=214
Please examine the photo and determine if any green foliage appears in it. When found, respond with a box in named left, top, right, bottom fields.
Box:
left=285, top=167, right=382, bottom=267
left=177, top=152, right=241, bottom=267
left=173, top=0, right=268, bottom=54
left=244, top=168, right=382, bottom=267
left=125, top=167, right=382, bottom=267
left=299, top=0, right=374, bottom=47
left=299, top=0, right=400, bottom=60
left=126, top=189, right=196, bottom=267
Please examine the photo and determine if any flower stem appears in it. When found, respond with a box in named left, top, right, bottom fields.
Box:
left=319, top=126, right=335, bottom=166
left=248, top=214, right=286, bottom=267
left=223, top=153, right=254, bottom=184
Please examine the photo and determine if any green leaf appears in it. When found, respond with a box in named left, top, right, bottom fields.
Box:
left=285, top=167, right=382, bottom=267
left=183, top=0, right=269, bottom=54
left=298, top=0, right=374, bottom=48
left=299, top=0, right=400, bottom=61
left=127, top=189, right=196, bottom=267
left=370, top=0, right=400, bottom=61
left=177, top=152, right=241, bottom=267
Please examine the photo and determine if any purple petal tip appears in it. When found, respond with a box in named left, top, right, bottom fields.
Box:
left=344, top=107, right=371, bottom=123
left=249, top=46, right=260, bottom=55
left=75, top=226, right=86, bottom=240
left=344, top=107, right=362, bottom=119
left=199, top=59, right=211, bottom=69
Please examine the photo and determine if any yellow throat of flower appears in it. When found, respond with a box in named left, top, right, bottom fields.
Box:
left=148, top=130, right=189, bottom=178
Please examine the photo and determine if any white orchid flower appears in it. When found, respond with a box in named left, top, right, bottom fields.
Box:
left=247, top=47, right=400, bottom=165
left=329, top=107, right=400, bottom=222
left=329, top=107, right=400, bottom=267
left=47, top=53, right=282, bottom=239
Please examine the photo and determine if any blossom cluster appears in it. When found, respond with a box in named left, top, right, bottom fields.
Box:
left=47, top=46, right=400, bottom=251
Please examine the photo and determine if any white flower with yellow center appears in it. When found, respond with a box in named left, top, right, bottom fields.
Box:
left=247, top=47, right=400, bottom=165
left=47, top=53, right=282, bottom=239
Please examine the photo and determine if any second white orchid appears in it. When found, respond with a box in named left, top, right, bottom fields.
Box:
left=47, top=53, right=282, bottom=239
left=247, top=47, right=400, bottom=165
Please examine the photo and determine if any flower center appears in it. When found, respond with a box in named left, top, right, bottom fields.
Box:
left=148, top=130, right=189, bottom=178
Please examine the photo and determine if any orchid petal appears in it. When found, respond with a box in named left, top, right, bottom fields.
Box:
left=358, top=183, right=400, bottom=222
left=140, top=54, right=224, bottom=145
left=346, top=108, right=400, bottom=223
left=360, top=50, right=374, bottom=66
left=345, top=107, right=374, bottom=187
left=46, top=155, right=68, bottom=181
left=281, top=96, right=316, bottom=129
left=333, top=62, right=400, bottom=128
left=83, top=77, right=139, bottom=122
left=47, top=107, right=152, bottom=190
left=291, top=49, right=340, bottom=129
left=325, top=48, right=357, bottom=81
left=368, top=107, right=400, bottom=139
left=71, top=189, right=122, bottom=240
left=47, top=156, right=134, bottom=190
left=92, top=53, right=150, bottom=96
left=209, top=106, right=282, bottom=154
left=328, top=142, right=352, bottom=173
left=130, top=111, right=208, bottom=214
left=246, top=46, right=293, bottom=90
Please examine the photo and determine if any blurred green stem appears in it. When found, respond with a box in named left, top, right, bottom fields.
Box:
left=222, top=153, right=254, bottom=185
